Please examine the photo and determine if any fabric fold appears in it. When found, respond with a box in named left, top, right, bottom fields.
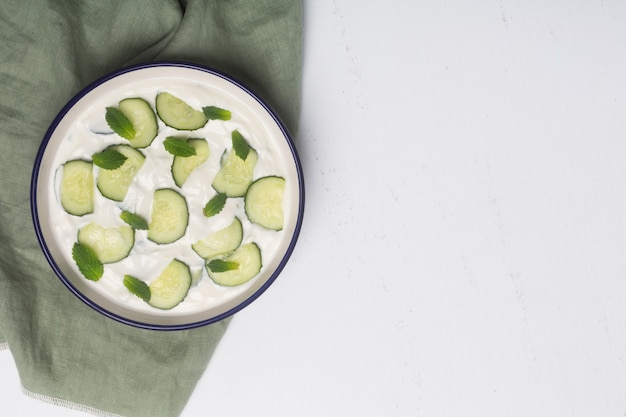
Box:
left=0, top=0, right=303, bottom=416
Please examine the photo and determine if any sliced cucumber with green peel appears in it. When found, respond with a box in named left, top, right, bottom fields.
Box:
left=156, top=92, right=208, bottom=130
left=244, top=176, right=286, bottom=231
left=77, top=222, right=135, bottom=263
left=192, top=217, right=243, bottom=259
left=206, top=242, right=262, bottom=287
left=60, top=159, right=94, bottom=216
left=212, top=147, right=258, bottom=197
left=96, top=144, right=145, bottom=202
left=117, top=98, right=158, bottom=148
left=148, top=259, right=192, bottom=309
left=171, top=138, right=209, bottom=187
left=147, top=188, right=189, bottom=244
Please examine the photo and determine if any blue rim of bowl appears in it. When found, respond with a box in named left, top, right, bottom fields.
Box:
left=30, top=61, right=305, bottom=331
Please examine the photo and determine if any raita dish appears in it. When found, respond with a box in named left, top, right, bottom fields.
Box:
left=31, top=62, right=304, bottom=330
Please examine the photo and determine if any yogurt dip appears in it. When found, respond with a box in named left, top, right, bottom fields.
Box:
left=34, top=64, right=302, bottom=327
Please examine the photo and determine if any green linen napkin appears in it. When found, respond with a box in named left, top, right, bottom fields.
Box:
left=0, top=1, right=303, bottom=416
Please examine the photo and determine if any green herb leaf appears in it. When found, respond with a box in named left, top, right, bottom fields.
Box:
left=163, top=137, right=197, bottom=157
left=123, top=275, right=151, bottom=302
left=202, top=193, right=227, bottom=217
left=72, top=242, right=104, bottom=281
left=120, top=210, right=149, bottom=230
left=232, top=130, right=250, bottom=160
left=92, top=148, right=127, bottom=170
left=207, top=259, right=240, bottom=273
left=105, top=107, right=135, bottom=140
left=203, top=106, right=232, bottom=121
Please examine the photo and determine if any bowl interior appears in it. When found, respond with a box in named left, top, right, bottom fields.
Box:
left=32, top=62, right=303, bottom=330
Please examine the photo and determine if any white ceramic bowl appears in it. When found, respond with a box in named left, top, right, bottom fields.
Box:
left=31, top=62, right=304, bottom=330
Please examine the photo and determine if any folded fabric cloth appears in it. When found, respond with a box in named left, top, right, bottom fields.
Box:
left=0, top=1, right=303, bottom=416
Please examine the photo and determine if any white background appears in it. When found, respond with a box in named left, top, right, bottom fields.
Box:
left=4, top=1, right=626, bottom=416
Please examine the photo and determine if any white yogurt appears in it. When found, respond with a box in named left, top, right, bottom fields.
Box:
left=41, top=69, right=299, bottom=319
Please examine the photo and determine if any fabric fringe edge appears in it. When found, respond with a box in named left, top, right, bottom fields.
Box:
left=21, top=384, right=125, bottom=417
left=0, top=341, right=8, bottom=350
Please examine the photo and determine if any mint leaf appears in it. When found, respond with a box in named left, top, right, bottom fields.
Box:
left=72, top=242, right=103, bottom=281
left=164, top=137, right=197, bottom=157
left=207, top=259, right=239, bottom=273
left=203, top=106, right=231, bottom=121
left=105, top=107, right=135, bottom=140
left=123, top=275, right=151, bottom=302
left=92, top=148, right=127, bottom=170
left=120, top=210, right=149, bottom=230
left=232, top=130, right=250, bottom=160
left=203, top=193, right=227, bottom=217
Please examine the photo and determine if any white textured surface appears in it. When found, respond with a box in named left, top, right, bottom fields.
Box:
left=4, top=1, right=626, bottom=415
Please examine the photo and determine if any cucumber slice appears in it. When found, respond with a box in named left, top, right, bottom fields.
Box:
left=212, top=147, right=258, bottom=197
left=147, top=188, right=189, bottom=244
left=156, top=92, right=208, bottom=130
left=171, top=138, right=210, bottom=187
left=206, top=242, right=262, bottom=287
left=60, top=159, right=94, bottom=216
left=244, top=176, right=286, bottom=231
left=77, top=222, right=135, bottom=263
left=118, top=98, right=158, bottom=148
left=192, top=217, right=243, bottom=259
left=148, top=259, right=192, bottom=310
left=96, top=144, right=145, bottom=202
